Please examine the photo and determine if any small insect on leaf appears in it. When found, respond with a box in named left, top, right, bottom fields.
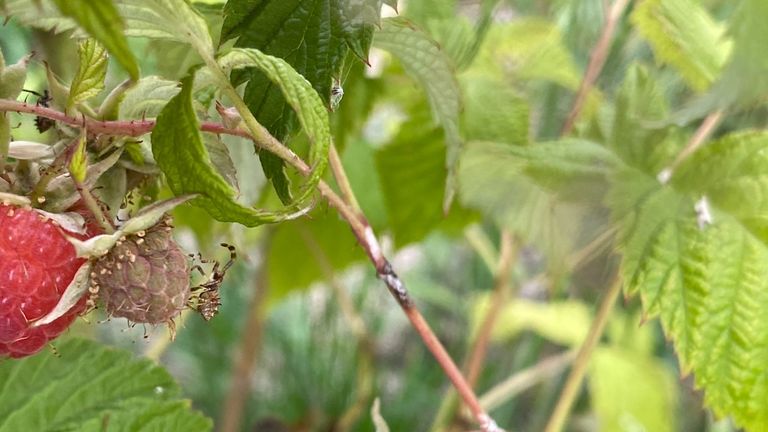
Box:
left=188, top=243, right=237, bottom=321
left=330, top=77, right=344, bottom=112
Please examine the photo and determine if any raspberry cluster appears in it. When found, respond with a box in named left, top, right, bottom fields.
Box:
left=0, top=204, right=88, bottom=358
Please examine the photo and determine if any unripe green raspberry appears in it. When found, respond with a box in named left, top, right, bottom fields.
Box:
left=91, top=217, right=189, bottom=325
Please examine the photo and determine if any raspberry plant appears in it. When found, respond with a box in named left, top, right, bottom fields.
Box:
left=0, top=0, right=767, bottom=431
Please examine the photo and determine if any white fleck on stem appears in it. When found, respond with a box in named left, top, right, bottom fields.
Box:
left=364, top=226, right=383, bottom=263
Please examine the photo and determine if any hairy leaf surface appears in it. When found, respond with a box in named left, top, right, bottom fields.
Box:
left=67, top=39, right=108, bottom=109
left=611, top=132, right=768, bottom=431
left=0, top=338, right=211, bottom=432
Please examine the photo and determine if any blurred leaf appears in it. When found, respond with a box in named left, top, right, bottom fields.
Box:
left=52, top=0, right=139, bottom=80
left=0, top=338, right=211, bottom=432
left=674, top=0, right=768, bottom=122
left=119, top=76, right=181, bottom=120
left=612, top=131, right=768, bottom=431
left=374, top=17, right=462, bottom=212
left=471, top=18, right=580, bottom=89
left=586, top=64, right=681, bottom=174
left=461, top=76, right=529, bottom=144
left=268, top=213, right=364, bottom=299
left=221, top=0, right=381, bottom=203
left=590, top=347, right=678, bottom=432
left=459, top=139, right=616, bottom=266
left=476, top=297, right=592, bottom=347
left=713, top=0, right=768, bottom=104
left=67, top=39, right=108, bottom=109
left=631, top=0, right=731, bottom=92
left=376, top=108, right=474, bottom=247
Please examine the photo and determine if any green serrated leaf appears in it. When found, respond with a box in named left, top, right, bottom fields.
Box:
left=606, top=64, right=680, bottom=174
left=216, top=47, right=330, bottom=210
left=220, top=0, right=380, bottom=201
left=68, top=132, right=88, bottom=183
left=52, top=0, right=139, bottom=80
left=373, top=17, right=462, bottom=212
left=631, top=0, right=731, bottom=92
left=0, top=338, right=211, bottom=432
left=471, top=18, right=580, bottom=89
left=67, top=39, right=108, bottom=108
left=152, top=75, right=304, bottom=226
left=611, top=131, right=768, bottom=431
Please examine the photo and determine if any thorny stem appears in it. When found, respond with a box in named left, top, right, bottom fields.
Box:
left=657, top=110, right=725, bottom=184
left=0, top=91, right=501, bottom=430
left=542, top=276, right=622, bottom=432
left=560, top=0, right=631, bottom=136
left=0, top=99, right=255, bottom=140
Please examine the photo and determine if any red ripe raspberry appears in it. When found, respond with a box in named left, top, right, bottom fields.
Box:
left=0, top=204, right=90, bottom=358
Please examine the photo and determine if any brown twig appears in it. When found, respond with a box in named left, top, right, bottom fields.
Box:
left=0, top=96, right=501, bottom=431
left=657, top=110, right=725, bottom=184
left=560, top=0, right=632, bottom=136
left=465, top=231, right=516, bottom=388
left=543, top=276, right=622, bottom=432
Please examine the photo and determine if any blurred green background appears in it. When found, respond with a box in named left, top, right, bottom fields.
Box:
left=1, top=0, right=758, bottom=430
